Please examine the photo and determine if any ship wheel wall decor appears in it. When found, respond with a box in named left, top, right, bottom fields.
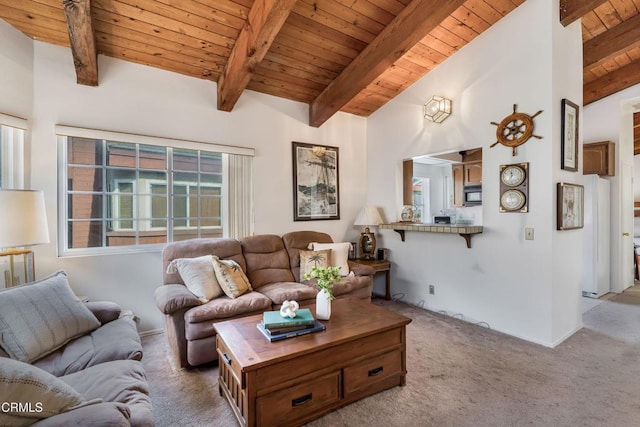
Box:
left=490, top=104, right=543, bottom=156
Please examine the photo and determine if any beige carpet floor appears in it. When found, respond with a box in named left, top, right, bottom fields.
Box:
left=142, top=288, right=640, bottom=426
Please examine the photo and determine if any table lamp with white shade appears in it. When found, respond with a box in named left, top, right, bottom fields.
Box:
left=354, top=206, right=384, bottom=260
left=0, top=190, right=50, bottom=287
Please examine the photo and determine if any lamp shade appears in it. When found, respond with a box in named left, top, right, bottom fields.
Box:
left=0, top=190, right=50, bottom=249
left=354, top=206, right=383, bottom=226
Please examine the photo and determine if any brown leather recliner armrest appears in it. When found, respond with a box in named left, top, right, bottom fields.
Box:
left=154, top=284, right=202, bottom=315
left=347, top=261, right=376, bottom=277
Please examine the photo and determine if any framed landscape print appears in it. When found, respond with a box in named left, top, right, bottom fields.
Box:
left=292, top=142, right=340, bottom=221
left=561, top=98, right=579, bottom=171
left=557, top=182, right=584, bottom=230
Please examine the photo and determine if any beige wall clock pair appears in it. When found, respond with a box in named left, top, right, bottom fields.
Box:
left=500, top=162, right=529, bottom=212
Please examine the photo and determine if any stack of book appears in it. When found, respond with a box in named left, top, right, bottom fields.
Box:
left=257, top=308, right=325, bottom=342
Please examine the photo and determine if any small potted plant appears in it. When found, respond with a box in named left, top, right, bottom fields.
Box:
left=304, top=266, right=342, bottom=320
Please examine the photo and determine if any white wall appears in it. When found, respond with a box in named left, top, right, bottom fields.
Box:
left=0, top=20, right=33, bottom=120
left=0, top=26, right=368, bottom=332
left=366, top=0, right=583, bottom=346
left=0, top=20, right=33, bottom=189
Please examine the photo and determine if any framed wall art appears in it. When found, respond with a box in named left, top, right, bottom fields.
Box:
left=561, top=98, right=579, bottom=171
left=557, top=182, right=584, bottom=230
left=292, top=142, right=340, bottom=221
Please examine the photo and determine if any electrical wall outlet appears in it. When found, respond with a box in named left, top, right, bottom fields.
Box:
left=429, top=285, right=435, bottom=295
left=525, top=227, right=534, bottom=240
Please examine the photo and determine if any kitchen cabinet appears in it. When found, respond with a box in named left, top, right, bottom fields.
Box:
left=464, top=161, right=482, bottom=185
left=453, top=149, right=482, bottom=207
left=452, top=164, right=464, bottom=207
left=584, top=141, right=615, bottom=176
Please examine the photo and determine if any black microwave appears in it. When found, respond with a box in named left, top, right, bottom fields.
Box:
left=463, top=185, right=482, bottom=206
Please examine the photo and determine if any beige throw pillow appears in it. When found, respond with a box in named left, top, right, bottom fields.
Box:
left=0, top=358, right=100, bottom=426
left=311, top=242, right=351, bottom=276
left=300, top=249, right=331, bottom=277
left=166, top=255, right=224, bottom=302
left=211, top=256, right=253, bottom=299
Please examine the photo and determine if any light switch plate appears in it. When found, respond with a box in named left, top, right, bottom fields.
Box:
left=525, top=228, right=534, bottom=240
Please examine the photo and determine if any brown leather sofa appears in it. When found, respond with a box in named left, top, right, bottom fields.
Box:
left=154, top=231, right=375, bottom=368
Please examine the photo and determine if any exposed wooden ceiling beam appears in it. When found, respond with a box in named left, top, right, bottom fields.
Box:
left=308, top=0, right=466, bottom=128
left=559, top=0, right=609, bottom=27
left=584, top=59, right=640, bottom=105
left=217, top=0, right=297, bottom=112
left=63, top=0, right=98, bottom=86
left=584, top=13, right=640, bottom=69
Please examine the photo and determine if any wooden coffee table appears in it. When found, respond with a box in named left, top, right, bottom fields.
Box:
left=214, top=298, right=412, bottom=427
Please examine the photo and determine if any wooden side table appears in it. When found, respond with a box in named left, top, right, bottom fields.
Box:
left=351, top=259, right=391, bottom=300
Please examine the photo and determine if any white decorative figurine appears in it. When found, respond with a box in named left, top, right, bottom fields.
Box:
left=279, top=300, right=299, bottom=318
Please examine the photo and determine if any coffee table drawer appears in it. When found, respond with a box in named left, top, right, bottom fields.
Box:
left=256, top=371, right=341, bottom=426
left=343, top=350, right=402, bottom=395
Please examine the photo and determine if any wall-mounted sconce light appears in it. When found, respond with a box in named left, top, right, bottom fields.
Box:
left=424, top=96, right=452, bottom=123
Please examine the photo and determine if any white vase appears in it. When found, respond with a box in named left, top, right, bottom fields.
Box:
left=315, top=289, right=332, bottom=320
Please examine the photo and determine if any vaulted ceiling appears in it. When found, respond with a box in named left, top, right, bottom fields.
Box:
left=0, top=0, right=639, bottom=128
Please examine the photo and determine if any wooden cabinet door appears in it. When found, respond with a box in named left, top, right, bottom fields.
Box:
left=584, top=141, right=615, bottom=176
left=452, top=164, right=464, bottom=207
left=464, top=161, right=482, bottom=185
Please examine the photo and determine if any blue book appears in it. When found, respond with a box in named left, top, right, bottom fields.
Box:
left=257, top=320, right=325, bottom=342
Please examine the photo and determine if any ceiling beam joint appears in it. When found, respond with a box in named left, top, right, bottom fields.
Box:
left=217, top=0, right=297, bottom=112
left=63, top=0, right=98, bottom=86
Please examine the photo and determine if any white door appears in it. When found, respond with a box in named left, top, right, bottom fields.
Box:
left=620, top=161, right=634, bottom=290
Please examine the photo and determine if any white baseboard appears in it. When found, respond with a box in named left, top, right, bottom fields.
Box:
left=139, top=329, right=164, bottom=337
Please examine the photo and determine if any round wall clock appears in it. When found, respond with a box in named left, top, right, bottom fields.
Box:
left=501, top=164, right=526, bottom=187
left=490, top=104, right=543, bottom=156
left=500, top=189, right=526, bottom=211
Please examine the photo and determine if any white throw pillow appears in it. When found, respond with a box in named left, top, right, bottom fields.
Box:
left=166, top=255, right=224, bottom=302
left=0, top=357, right=100, bottom=426
left=311, top=242, right=351, bottom=276
left=0, top=271, right=101, bottom=364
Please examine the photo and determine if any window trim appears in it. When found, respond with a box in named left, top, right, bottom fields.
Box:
left=57, top=126, right=251, bottom=257
left=55, top=125, right=254, bottom=156
left=0, top=112, right=28, bottom=130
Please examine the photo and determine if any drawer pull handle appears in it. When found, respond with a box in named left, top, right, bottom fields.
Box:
left=223, top=353, right=232, bottom=365
left=291, top=393, right=313, bottom=407
left=368, top=366, right=384, bottom=377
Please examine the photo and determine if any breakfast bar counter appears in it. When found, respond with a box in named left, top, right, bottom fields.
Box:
left=380, top=222, right=483, bottom=248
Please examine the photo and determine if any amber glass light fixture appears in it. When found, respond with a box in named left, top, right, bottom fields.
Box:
left=424, top=96, right=452, bottom=123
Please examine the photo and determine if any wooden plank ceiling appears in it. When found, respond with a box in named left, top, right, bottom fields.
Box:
left=0, top=0, right=639, bottom=127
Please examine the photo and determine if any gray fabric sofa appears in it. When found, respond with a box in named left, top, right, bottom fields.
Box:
left=0, top=271, right=153, bottom=426
left=155, top=230, right=375, bottom=368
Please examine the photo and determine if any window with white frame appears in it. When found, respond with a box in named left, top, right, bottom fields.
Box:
left=58, top=127, right=254, bottom=256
